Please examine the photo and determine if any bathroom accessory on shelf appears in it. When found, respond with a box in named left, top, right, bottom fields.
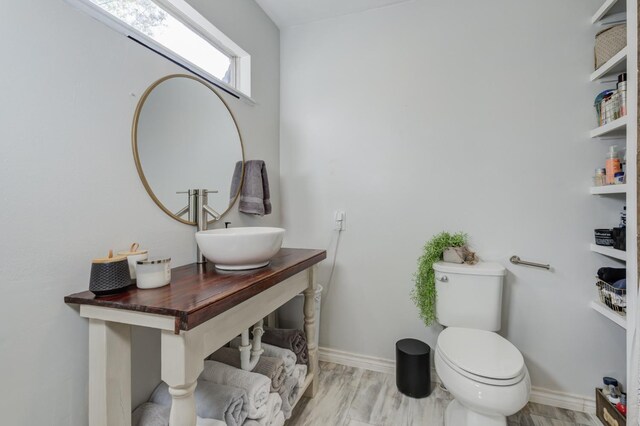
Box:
left=136, top=257, right=171, bottom=289
left=593, top=168, right=607, bottom=186
left=606, top=146, right=622, bottom=185
left=595, top=24, right=626, bottom=70
left=117, top=242, right=148, bottom=281
left=89, top=250, right=131, bottom=296
left=596, top=279, right=626, bottom=314
left=509, top=256, right=550, bottom=270
left=594, top=229, right=615, bottom=246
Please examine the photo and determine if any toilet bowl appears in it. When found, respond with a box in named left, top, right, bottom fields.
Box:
left=435, top=327, right=531, bottom=426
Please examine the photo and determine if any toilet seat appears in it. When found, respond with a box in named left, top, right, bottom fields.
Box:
left=436, top=327, right=525, bottom=386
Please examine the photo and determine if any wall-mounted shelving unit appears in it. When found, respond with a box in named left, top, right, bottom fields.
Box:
left=591, top=47, right=628, bottom=81
left=590, top=243, right=627, bottom=261
left=591, top=0, right=621, bottom=24
left=590, top=300, right=627, bottom=328
left=588, top=0, right=637, bottom=419
left=590, top=184, right=628, bottom=194
left=590, top=116, right=627, bottom=138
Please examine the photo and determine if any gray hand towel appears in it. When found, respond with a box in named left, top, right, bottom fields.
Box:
left=230, top=160, right=272, bottom=216
left=230, top=338, right=297, bottom=376
left=132, top=402, right=228, bottom=426
left=150, top=380, right=249, bottom=426
left=262, top=327, right=308, bottom=365
left=208, top=347, right=287, bottom=392
left=132, top=402, right=170, bottom=426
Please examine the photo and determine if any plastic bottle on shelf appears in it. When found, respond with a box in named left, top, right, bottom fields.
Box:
left=594, top=168, right=606, bottom=186
left=618, top=73, right=627, bottom=117
left=606, top=146, right=621, bottom=185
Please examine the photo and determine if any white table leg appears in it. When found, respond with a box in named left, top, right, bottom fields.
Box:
left=303, top=265, right=319, bottom=397
left=88, top=319, right=131, bottom=426
left=161, top=330, right=204, bottom=426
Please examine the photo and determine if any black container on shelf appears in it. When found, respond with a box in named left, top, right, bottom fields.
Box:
left=594, top=229, right=615, bottom=246
left=612, top=227, right=626, bottom=251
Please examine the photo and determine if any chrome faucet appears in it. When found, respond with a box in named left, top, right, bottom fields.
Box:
left=176, top=189, right=221, bottom=263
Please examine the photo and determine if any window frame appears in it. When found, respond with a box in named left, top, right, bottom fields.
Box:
left=66, top=0, right=253, bottom=102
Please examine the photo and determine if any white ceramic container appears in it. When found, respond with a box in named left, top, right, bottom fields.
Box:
left=117, top=243, right=148, bottom=280
left=136, top=257, right=171, bottom=289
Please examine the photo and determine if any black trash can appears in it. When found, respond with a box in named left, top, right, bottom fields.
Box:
left=396, top=338, right=431, bottom=398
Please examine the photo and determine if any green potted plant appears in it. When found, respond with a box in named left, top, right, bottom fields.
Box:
left=412, top=231, right=467, bottom=326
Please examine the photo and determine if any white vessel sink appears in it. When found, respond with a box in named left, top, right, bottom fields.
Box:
left=195, top=227, right=285, bottom=270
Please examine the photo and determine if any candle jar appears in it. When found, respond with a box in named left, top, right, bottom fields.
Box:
left=594, top=168, right=606, bottom=186
left=136, top=257, right=171, bottom=289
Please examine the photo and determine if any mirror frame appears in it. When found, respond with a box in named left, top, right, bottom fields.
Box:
left=131, top=74, right=245, bottom=226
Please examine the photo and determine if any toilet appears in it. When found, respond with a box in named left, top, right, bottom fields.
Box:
left=433, top=261, right=530, bottom=426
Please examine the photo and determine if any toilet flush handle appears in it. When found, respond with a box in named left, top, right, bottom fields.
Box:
left=436, top=274, right=448, bottom=282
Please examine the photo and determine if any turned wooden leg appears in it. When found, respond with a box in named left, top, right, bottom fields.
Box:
left=303, top=265, right=319, bottom=397
left=161, top=330, right=203, bottom=426
left=88, top=319, right=131, bottom=426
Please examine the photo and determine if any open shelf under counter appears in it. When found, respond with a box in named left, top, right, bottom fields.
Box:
left=590, top=116, right=627, bottom=139
left=590, top=300, right=627, bottom=329
left=290, top=372, right=314, bottom=408
left=590, top=47, right=627, bottom=81
left=590, top=244, right=627, bottom=261
left=590, top=184, right=628, bottom=195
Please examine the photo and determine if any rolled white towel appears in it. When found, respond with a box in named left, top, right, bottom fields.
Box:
left=132, top=402, right=228, bottom=426
left=254, top=393, right=282, bottom=426
left=230, top=338, right=296, bottom=376
left=239, top=391, right=282, bottom=426
left=201, top=360, right=271, bottom=419
left=271, top=411, right=285, bottom=426
left=293, top=364, right=307, bottom=388
left=197, top=418, right=227, bottom=426
left=150, top=381, right=248, bottom=426
left=132, top=402, right=169, bottom=426
left=277, top=375, right=299, bottom=419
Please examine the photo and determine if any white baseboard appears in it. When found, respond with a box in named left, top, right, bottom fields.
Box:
left=319, top=346, right=396, bottom=375
left=529, top=387, right=596, bottom=414
left=318, top=346, right=596, bottom=414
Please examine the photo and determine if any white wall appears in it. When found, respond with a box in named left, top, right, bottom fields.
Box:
left=0, top=0, right=279, bottom=424
left=280, top=0, right=627, bottom=397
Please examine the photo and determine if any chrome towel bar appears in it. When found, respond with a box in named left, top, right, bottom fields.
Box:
left=510, top=255, right=550, bottom=270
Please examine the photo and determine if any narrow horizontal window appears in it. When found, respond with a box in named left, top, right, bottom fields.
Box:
left=68, top=0, right=252, bottom=99
left=90, top=0, right=232, bottom=83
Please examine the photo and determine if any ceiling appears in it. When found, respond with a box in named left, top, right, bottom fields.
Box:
left=255, top=0, right=413, bottom=28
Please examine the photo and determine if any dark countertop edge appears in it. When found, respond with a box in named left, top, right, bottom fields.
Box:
left=64, top=249, right=327, bottom=328
left=182, top=249, right=327, bottom=331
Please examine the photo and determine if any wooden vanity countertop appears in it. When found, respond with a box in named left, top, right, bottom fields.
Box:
left=65, top=248, right=326, bottom=332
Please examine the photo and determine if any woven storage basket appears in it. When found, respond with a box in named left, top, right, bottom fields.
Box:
left=595, top=24, right=627, bottom=70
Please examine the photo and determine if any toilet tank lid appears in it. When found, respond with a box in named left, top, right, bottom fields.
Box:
left=433, top=261, right=506, bottom=276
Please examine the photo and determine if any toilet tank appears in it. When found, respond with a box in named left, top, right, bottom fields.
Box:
left=434, top=261, right=506, bottom=331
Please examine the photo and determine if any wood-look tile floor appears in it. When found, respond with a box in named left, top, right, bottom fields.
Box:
left=286, top=362, right=600, bottom=426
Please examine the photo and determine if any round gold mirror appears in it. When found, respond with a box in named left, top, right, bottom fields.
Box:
left=132, top=74, right=244, bottom=225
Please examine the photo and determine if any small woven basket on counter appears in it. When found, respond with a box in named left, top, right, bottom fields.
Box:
left=596, top=279, right=626, bottom=314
